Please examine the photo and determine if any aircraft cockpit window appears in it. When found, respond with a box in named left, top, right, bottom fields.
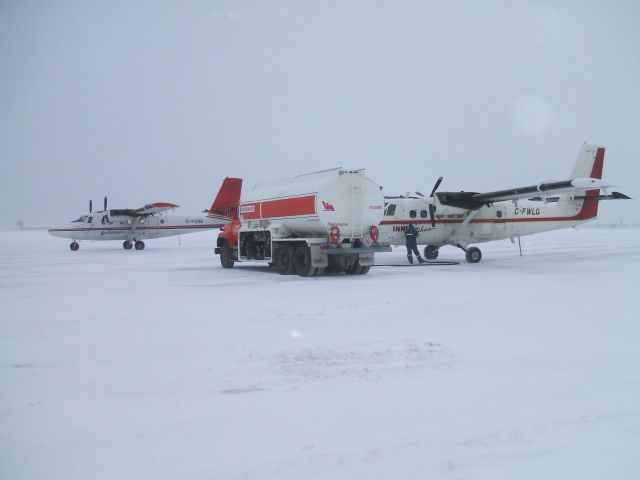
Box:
left=72, top=216, right=87, bottom=223
left=420, top=210, right=428, bottom=218
left=384, top=204, right=396, bottom=216
left=86, top=216, right=93, bottom=223
left=409, top=210, right=417, bottom=219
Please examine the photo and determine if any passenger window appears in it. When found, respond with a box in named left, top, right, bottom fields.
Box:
left=384, top=204, right=396, bottom=216
left=160, top=219, right=165, bottom=224
left=496, top=210, right=503, bottom=218
left=409, top=210, right=417, bottom=219
left=420, top=210, right=428, bottom=218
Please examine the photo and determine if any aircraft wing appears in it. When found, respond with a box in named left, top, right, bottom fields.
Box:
left=474, top=178, right=611, bottom=203
left=132, top=202, right=180, bottom=216
left=437, top=178, right=615, bottom=210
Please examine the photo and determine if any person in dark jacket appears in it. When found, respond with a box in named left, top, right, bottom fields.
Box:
left=405, top=223, right=425, bottom=264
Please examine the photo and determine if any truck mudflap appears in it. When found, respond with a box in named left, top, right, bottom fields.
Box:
left=310, top=245, right=328, bottom=268
left=358, top=252, right=375, bottom=267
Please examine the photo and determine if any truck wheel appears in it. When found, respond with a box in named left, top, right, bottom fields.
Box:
left=275, top=244, right=295, bottom=275
left=345, top=257, right=370, bottom=275
left=220, top=243, right=235, bottom=268
left=294, top=245, right=316, bottom=277
left=325, top=256, right=344, bottom=274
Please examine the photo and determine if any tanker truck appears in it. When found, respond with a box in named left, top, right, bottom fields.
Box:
left=214, top=168, right=391, bottom=277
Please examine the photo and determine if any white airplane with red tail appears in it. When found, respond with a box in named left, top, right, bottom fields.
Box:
left=49, top=177, right=242, bottom=251
left=379, top=144, right=630, bottom=263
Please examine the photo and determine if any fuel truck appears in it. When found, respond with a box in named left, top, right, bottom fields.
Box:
left=214, top=168, right=391, bottom=276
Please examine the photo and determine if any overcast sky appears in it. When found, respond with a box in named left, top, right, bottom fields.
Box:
left=1, top=0, right=639, bottom=229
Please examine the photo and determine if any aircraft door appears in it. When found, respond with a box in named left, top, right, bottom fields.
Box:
left=493, top=206, right=508, bottom=238
left=146, top=216, right=161, bottom=238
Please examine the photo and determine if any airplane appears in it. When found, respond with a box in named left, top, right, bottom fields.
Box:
left=378, top=144, right=630, bottom=263
left=48, top=177, right=242, bottom=251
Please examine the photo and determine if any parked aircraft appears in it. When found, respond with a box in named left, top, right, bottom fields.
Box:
left=49, top=177, right=242, bottom=251
left=378, top=144, right=630, bottom=263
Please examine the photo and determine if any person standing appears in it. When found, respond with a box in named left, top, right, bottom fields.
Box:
left=405, top=223, right=425, bottom=264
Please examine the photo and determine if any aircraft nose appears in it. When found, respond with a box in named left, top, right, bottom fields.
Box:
left=48, top=225, right=67, bottom=237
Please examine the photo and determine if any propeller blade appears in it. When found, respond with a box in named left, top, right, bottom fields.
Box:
left=429, top=203, right=436, bottom=228
left=89, top=200, right=92, bottom=213
left=430, top=176, right=443, bottom=197
left=104, top=196, right=108, bottom=212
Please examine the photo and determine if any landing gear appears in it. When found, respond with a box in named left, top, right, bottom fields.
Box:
left=465, top=246, right=482, bottom=263
left=123, top=240, right=133, bottom=250
left=424, top=245, right=439, bottom=260
left=70, top=241, right=79, bottom=251
left=134, top=240, right=145, bottom=250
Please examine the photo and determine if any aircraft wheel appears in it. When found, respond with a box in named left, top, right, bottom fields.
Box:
left=134, top=240, right=145, bottom=250
left=424, top=245, right=439, bottom=260
left=123, top=240, right=133, bottom=250
left=275, top=243, right=295, bottom=275
left=219, top=243, right=235, bottom=268
left=465, top=246, right=482, bottom=263
left=294, top=245, right=316, bottom=277
left=70, top=241, right=79, bottom=251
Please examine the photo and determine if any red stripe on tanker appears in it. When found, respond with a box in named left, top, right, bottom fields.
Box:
left=240, top=195, right=316, bottom=220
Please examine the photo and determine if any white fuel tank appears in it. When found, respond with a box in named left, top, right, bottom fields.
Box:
left=240, top=168, right=385, bottom=239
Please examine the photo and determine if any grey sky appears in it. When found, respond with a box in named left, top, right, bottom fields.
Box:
left=2, top=0, right=639, bottom=229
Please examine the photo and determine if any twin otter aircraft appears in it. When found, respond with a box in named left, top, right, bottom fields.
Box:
left=49, top=178, right=242, bottom=250
left=379, top=144, right=630, bottom=263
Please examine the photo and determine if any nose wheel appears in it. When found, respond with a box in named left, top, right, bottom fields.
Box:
left=424, top=245, right=439, bottom=260
left=70, top=241, right=79, bottom=251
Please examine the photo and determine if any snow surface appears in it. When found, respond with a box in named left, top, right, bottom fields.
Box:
left=1, top=228, right=639, bottom=480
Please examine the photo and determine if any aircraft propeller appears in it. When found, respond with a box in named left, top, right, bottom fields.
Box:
left=103, top=196, right=110, bottom=223
left=428, top=177, right=443, bottom=227
left=89, top=199, right=93, bottom=214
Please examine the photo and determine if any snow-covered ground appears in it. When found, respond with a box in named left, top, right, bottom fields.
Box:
left=1, top=228, right=639, bottom=480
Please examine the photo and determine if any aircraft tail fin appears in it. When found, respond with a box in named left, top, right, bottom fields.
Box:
left=571, top=144, right=605, bottom=220
left=208, top=177, right=243, bottom=219
left=571, top=144, right=604, bottom=180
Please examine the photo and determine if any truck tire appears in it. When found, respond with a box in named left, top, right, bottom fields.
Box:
left=220, top=243, right=235, bottom=268
left=325, top=256, right=344, bottom=274
left=294, top=245, right=320, bottom=277
left=275, top=243, right=295, bottom=275
left=345, top=257, right=371, bottom=275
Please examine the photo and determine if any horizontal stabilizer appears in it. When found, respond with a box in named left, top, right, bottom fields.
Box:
left=573, top=191, right=631, bottom=201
